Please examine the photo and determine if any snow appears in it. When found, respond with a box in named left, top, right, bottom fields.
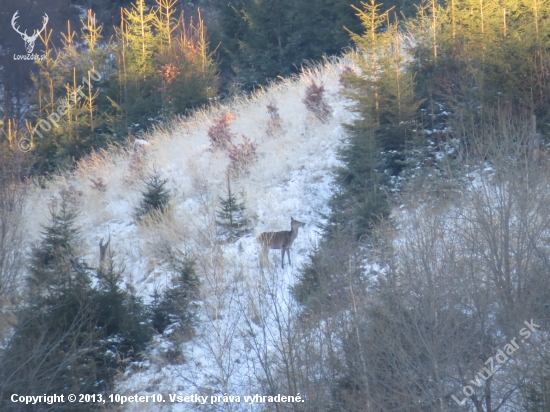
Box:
left=22, top=58, right=356, bottom=410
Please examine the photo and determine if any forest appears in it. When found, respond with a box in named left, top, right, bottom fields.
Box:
left=1, top=0, right=550, bottom=411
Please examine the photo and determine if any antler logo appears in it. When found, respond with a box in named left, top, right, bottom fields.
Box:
left=11, top=11, right=49, bottom=54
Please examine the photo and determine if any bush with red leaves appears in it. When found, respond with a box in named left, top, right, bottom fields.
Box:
left=208, top=113, right=236, bottom=149
left=228, top=136, right=257, bottom=174
left=302, top=80, right=331, bottom=122
left=266, top=101, right=282, bottom=135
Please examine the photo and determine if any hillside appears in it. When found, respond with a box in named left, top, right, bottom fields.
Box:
left=5, top=0, right=550, bottom=409
left=21, top=59, right=354, bottom=410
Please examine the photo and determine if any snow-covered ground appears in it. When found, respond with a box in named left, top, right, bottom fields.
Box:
left=22, top=59, right=356, bottom=410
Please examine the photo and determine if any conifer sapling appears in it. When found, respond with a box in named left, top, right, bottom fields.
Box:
left=216, top=173, right=249, bottom=239
left=136, top=168, right=171, bottom=220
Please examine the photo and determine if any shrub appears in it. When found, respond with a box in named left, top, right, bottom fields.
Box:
left=228, top=136, right=258, bottom=174
left=90, top=177, right=107, bottom=192
left=208, top=113, right=236, bottom=149
left=302, top=80, right=331, bottom=122
left=266, top=101, right=283, bottom=135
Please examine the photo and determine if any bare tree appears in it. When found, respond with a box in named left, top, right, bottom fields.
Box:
left=288, top=108, right=550, bottom=412
left=361, top=109, right=550, bottom=412
left=0, top=152, right=27, bottom=343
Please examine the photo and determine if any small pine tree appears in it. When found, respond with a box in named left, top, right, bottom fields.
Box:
left=0, top=198, right=155, bottom=408
left=151, top=253, right=199, bottom=336
left=216, top=174, right=249, bottom=239
left=135, top=168, right=171, bottom=220
left=2, top=199, right=102, bottom=401
left=327, top=119, right=390, bottom=239
left=28, top=199, right=87, bottom=300
left=95, top=255, right=153, bottom=361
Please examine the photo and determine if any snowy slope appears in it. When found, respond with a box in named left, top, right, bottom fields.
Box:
left=22, top=58, right=356, bottom=411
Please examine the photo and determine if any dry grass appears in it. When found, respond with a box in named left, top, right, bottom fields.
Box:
left=21, top=56, right=357, bottom=296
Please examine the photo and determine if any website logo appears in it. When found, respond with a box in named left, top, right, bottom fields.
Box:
left=11, top=11, right=48, bottom=60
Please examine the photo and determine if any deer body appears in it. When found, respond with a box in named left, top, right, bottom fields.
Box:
left=257, top=218, right=305, bottom=268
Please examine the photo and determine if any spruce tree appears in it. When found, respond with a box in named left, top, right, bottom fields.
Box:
left=28, top=200, right=88, bottom=299
left=0, top=199, right=153, bottom=409
left=328, top=119, right=390, bottom=238
left=111, top=0, right=218, bottom=134
left=0, top=200, right=101, bottom=407
left=95, top=255, right=153, bottom=362
left=114, top=0, right=161, bottom=134
left=410, top=0, right=550, bottom=133
left=214, top=0, right=360, bottom=90
left=326, top=0, right=421, bottom=238
left=151, top=253, right=199, bottom=336
left=30, top=16, right=112, bottom=175
left=214, top=0, right=422, bottom=91
left=135, top=168, right=171, bottom=220
left=216, top=174, right=248, bottom=239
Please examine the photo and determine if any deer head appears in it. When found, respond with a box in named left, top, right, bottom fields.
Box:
left=11, top=11, right=49, bottom=54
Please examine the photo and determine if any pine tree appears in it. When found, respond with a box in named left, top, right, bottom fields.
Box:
left=151, top=253, right=199, bottom=336
left=215, top=0, right=365, bottom=90
left=28, top=199, right=87, bottom=299
left=135, top=168, right=172, bottom=220
left=95, top=255, right=153, bottom=361
left=328, top=118, right=390, bottom=238
left=0, top=200, right=101, bottom=405
left=29, top=16, right=114, bottom=175
left=114, top=0, right=162, bottom=134
left=216, top=173, right=248, bottom=239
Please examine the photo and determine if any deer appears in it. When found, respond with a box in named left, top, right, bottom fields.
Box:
left=11, top=11, right=49, bottom=54
left=257, top=217, right=305, bottom=269
left=99, top=236, right=110, bottom=268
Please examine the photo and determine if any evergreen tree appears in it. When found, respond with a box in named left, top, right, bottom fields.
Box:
left=30, top=16, right=113, bottom=175
left=345, top=0, right=421, bottom=171
left=215, top=174, right=248, bottom=239
left=113, top=0, right=161, bottom=134
left=151, top=253, right=199, bottom=335
left=111, top=0, right=218, bottom=135
left=25, top=0, right=218, bottom=175
left=328, top=119, right=390, bottom=238
left=325, top=0, right=422, bottom=238
left=135, top=168, right=172, bottom=220
left=28, top=200, right=87, bottom=299
left=95, top=256, right=153, bottom=361
left=410, top=0, right=550, bottom=133
left=0, top=200, right=103, bottom=408
left=0, top=199, right=153, bottom=409
left=159, top=11, right=218, bottom=115
left=215, top=0, right=363, bottom=90
left=214, top=0, right=423, bottom=91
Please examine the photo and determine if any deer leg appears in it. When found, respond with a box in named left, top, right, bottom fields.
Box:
left=259, top=249, right=264, bottom=268
left=260, top=246, right=268, bottom=268
left=288, top=249, right=291, bottom=266
left=281, top=248, right=285, bottom=269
